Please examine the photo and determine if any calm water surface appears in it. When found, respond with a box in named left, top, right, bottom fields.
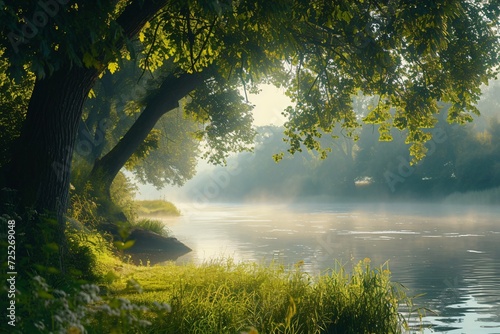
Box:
left=161, top=202, right=500, bottom=333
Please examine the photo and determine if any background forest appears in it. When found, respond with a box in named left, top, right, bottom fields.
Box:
left=162, top=83, right=500, bottom=203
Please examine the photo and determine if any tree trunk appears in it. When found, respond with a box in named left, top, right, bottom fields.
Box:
left=89, top=71, right=208, bottom=207
left=5, top=65, right=99, bottom=272
left=2, top=0, right=169, bottom=273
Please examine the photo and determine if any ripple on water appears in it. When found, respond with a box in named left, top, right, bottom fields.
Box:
left=338, top=230, right=420, bottom=235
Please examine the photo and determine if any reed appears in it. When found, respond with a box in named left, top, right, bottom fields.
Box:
left=105, top=258, right=411, bottom=334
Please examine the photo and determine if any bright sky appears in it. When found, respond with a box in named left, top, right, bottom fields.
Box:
left=246, top=84, right=290, bottom=126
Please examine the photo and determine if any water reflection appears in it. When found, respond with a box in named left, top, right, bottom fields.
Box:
left=162, top=202, right=500, bottom=333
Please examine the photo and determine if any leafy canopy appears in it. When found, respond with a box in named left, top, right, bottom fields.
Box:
left=279, top=0, right=500, bottom=162
left=1, top=0, right=499, bottom=163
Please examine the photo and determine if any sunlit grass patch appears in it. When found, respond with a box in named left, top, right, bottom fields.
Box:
left=65, top=228, right=123, bottom=281
left=131, top=218, right=171, bottom=237
left=135, top=200, right=181, bottom=217
left=107, top=258, right=412, bottom=334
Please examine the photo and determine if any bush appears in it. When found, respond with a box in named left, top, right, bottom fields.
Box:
left=68, top=183, right=104, bottom=230
left=65, top=229, right=119, bottom=283
left=110, top=172, right=139, bottom=222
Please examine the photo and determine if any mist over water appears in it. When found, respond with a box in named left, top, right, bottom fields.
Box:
left=160, top=201, right=500, bottom=333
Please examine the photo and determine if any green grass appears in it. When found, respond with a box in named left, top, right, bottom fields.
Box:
left=102, top=258, right=412, bottom=334
left=135, top=200, right=181, bottom=217
left=12, top=226, right=416, bottom=334
left=131, top=218, right=171, bottom=237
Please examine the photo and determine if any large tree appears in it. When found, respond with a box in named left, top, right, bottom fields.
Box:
left=1, top=0, right=169, bottom=213
left=1, top=0, right=170, bottom=270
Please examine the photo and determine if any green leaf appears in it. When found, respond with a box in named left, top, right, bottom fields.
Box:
left=37, top=291, right=54, bottom=299
left=108, top=62, right=119, bottom=74
left=82, top=52, right=95, bottom=68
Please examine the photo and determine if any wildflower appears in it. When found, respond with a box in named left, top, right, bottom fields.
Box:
left=54, top=289, right=68, bottom=298
left=34, top=321, right=46, bottom=331
left=77, top=291, right=91, bottom=304
left=138, top=305, right=149, bottom=312
left=98, top=303, right=111, bottom=313
left=153, top=301, right=172, bottom=312
left=138, top=319, right=152, bottom=327
left=81, top=284, right=100, bottom=298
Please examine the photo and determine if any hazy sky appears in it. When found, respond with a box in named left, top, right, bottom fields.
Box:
left=246, top=84, right=290, bottom=126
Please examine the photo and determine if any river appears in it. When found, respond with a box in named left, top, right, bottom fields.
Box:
left=160, top=201, right=500, bottom=333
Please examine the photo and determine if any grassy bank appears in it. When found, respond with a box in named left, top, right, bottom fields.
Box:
left=135, top=199, right=181, bottom=217
left=11, top=234, right=414, bottom=334
left=100, top=258, right=410, bottom=334
left=11, top=182, right=413, bottom=332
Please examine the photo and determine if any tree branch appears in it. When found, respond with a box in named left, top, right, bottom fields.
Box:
left=116, top=0, right=170, bottom=40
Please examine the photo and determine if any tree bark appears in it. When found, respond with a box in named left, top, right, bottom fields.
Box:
left=3, top=65, right=99, bottom=272
left=89, top=70, right=208, bottom=202
left=8, top=67, right=99, bottom=212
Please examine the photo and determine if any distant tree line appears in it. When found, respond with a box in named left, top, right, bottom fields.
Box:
left=185, top=109, right=500, bottom=202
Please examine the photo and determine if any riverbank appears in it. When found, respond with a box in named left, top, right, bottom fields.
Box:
left=85, top=200, right=413, bottom=333
left=102, top=258, right=412, bottom=333
left=6, top=197, right=419, bottom=333
left=135, top=199, right=181, bottom=217
left=8, top=222, right=416, bottom=333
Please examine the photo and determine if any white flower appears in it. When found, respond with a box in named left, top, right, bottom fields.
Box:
left=77, top=291, right=91, bottom=304
left=138, top=319, right=152, bottom=327
left=153, top=301, right=172, bottom=312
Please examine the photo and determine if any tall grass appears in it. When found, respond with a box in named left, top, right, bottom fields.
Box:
left=108, top=258, right=411, bottom=334
left=132, top=218, right=171, bottom=237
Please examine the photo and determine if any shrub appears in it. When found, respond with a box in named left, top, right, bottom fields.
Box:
left=110, top=172, right=139, bottom=222
left=65, top=229, right=119, bottom=283
left=68, top=183, right=104, bottom=230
